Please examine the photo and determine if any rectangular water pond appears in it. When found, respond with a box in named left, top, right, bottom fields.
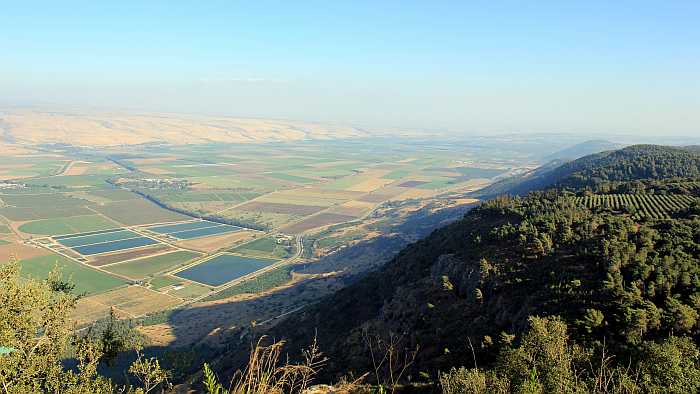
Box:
left=73, top=237, right=159, bottom=256
left=146, top=220, right=220, bottom=234
left=170, top=224, right=241, bottom=240
left=57, top=229, right=140, bottom=248
left=174, top=254, right=277, bottom=286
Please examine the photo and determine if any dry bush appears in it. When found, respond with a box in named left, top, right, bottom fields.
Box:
left=203, top=336, right=326, bottom=394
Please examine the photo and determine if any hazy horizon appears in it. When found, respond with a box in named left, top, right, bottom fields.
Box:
left=3, top=1, right=699, bottom=136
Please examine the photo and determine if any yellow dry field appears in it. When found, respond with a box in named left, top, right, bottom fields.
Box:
left=1, top=110, right=370, bottom=146
left=129, top=157, right=178, bottom=165
left=63, top=161, right=89, bottom=175
left=346, top=177, right=394, bottom=192
left=397, top=188, right=436, bottom=200
left=325, top=200, right=376, bottom=217
left=71, top=297, right=114, bottom=326
left=0, top=174, right=32, bottom=180
left=0, top=143, right=32, bottom=155
left=0, top=163, right=37, bottom=179
left=176, top=229, right=258, bottom=253
left=141, top=167, right=172, bottom=175
left=456, top=178, right=493, bottom=191
left=258, top=188, right=364, bottom=206
left=0, top=163, right=34, bottom=170
left=308, top=160, right=358, bottom=169
left=88, top=285, right=182, bottom=318
left=0, top=242, right=51, bottom=262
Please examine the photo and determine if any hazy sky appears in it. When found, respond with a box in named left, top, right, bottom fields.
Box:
left=2, top=1, right=699, bottom=135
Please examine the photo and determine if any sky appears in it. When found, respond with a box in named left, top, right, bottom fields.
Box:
left=2, top=1, right=699, bottom=135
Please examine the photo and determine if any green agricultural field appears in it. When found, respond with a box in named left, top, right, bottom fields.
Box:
left=186, top=176, right=248, bottom=188
left=0, top=158, right=67, bottom=178
left=93, top=199, right=189, bottom=226
left=289, top=165, right=359, bottom=179
left=103, top=250, right=201, bottom=279
left=219, top=209, right=297, bottom=230
left=382, top=169, right=411, bottom=180
left=169, top=282, right=211, bottom=299
left=323, top=175, right=369, bottom=190
left=16, top=254, right=128, bottom=295
left=88, top=188, right=139, bottom=201
left=0, top=224, right=10, bottom=234
left=152, top=190, right=260, bottom=203
left=263, top=173, right=318, bottom=184
left=156, top=165, right=238, bottom=178
left=149, top=275, right=183, bottom=290
left=18, top=214, right=117, bottom=236
left=230, top=236, right=293, bottom=259
left=188, top=175, right=284, bottom=191
left=0, top=205, right=94, bottom=221
left=0, top=193, right=90, bottom=207
left=0, top=193, right=95, bottom=221
left=414, top=176, right=461, bottom=190
left=316, top=230, right=365, bottom=249
left=0, top=239, right=11, bottom=246
left=22, top=174, right=109, bottom=188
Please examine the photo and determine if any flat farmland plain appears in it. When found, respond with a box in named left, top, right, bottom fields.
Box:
left=281, top=213, right=357, bottom=234
left=92, top=199, right=189, bottom=226
left=0, top=193, right=95, bottom=220
left=87, top=244, right=175, bottom=267
left=18, top=253, right=128, bottom=295
left=104, top=250, right=201, bottom=279
left=174, top=253, right=278, bottom=287
left=234, top=201, right=326, bottom=216
left=0, top=134, right=511, bottom=329
left=86, top=285, right=182, bottom=317
left=146, top=220, right=218, bottom=234
left=18, top=214, right=117, bottom=235
left=174, top=229, right=258, bottom=252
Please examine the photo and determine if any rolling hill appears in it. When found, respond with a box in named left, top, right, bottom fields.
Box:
left=242, top=145, right=700, bottom=391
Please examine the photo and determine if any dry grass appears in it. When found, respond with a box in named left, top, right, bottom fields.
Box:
left=203, top=336, right=327, bottom=394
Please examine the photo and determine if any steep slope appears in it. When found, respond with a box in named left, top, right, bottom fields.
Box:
left=263, top=145, right=700, bottom=388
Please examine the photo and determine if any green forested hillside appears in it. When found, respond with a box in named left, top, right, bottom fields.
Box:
left=266, top=146, right=700, bottom=392
left=477, top=145, right=700, bottom=197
